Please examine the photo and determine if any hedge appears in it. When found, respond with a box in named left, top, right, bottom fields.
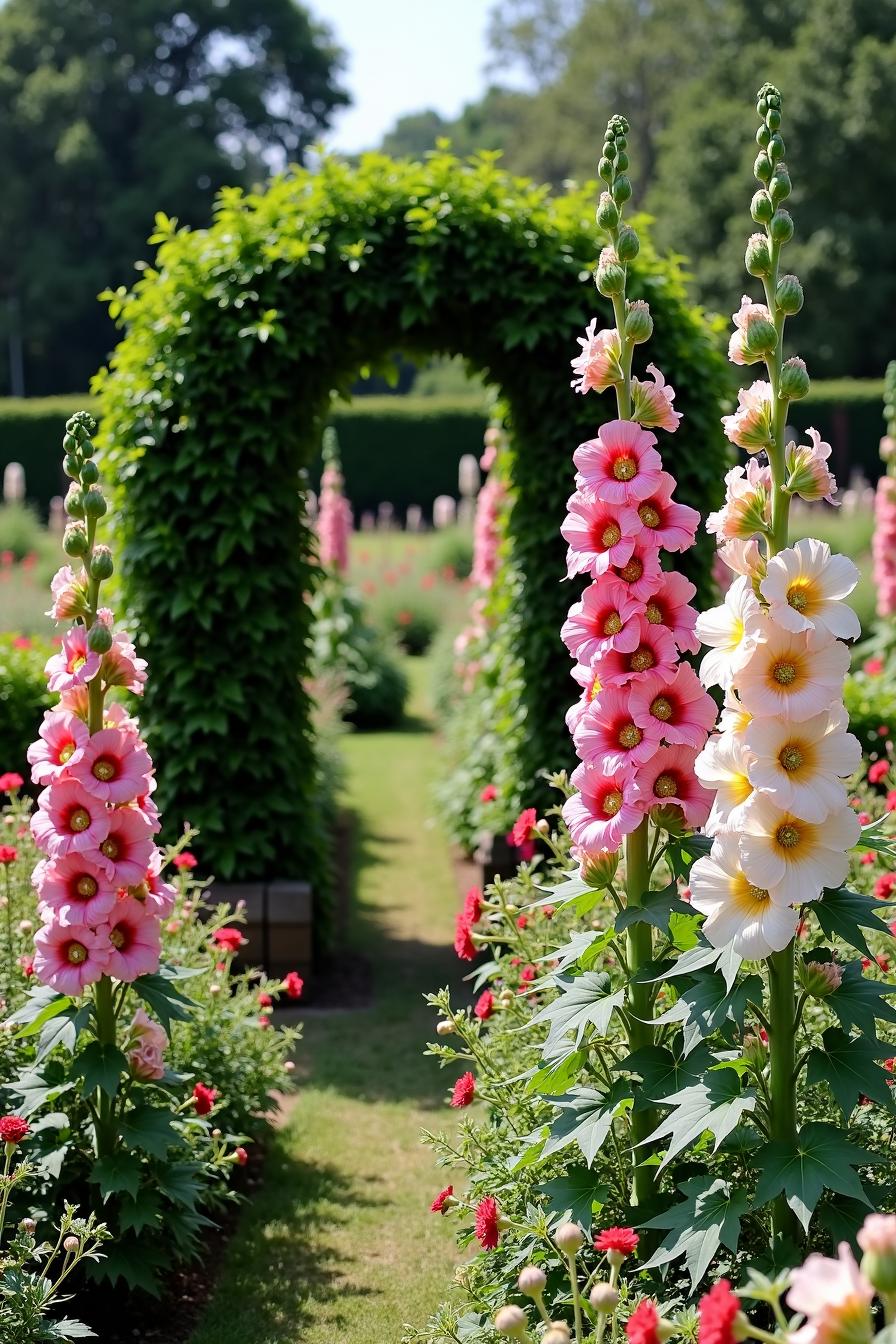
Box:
left=788, top=378, right=886, bottom=484
left=0, top=396, right=98, bottom=515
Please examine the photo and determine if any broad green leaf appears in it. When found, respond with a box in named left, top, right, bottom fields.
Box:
left=646, top=939, right=742, bottom=992
left=73, top=1042, right=129, bottom=1099
left=539, top=1167, right=609, bottom=1227
left=642, top=1174, right=749, bottom=1288
left=117, top=1188, right=163, bottom=1235
left=155, top=1160, right=205, bottom=1209
left=10, top=1070, right=74, bottom=1117
left=526, top=973, right=625, bottom=1050
left=807, top=1027, right=895, bottom=1118
left=36, top=1004, right=89, bottom=1061
left=622, top=1039, right=716, bottom=1109
left=819, top=1196, right=878, bottom=1248
left=132, top=972, right=194, bottom=1033
left=528, top=1048, right=588, bottom=1096
left=120, top=1104, right=176, bottom=1158
left=828, top=962, right=896, bottom=1038
left=540, top=930, right=610, bottom=974
left=754, top=1122, right=881, bottom=1232
left=90, top=1152, right=142, bottom=1202
left=640, top=1071, right=756, bottom=1171
left=807, top=886, right=895, bottom=957
left=10, top=989, right=74, bottom=1037
left=544, top=1081, right=631, bottom=1166
left=653, top=970, right=763, bottom=1055
left=616, top=882, right=691, bottom=935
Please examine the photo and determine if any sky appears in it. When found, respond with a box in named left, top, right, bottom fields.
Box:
left=310, top=0, right=495, bottom=153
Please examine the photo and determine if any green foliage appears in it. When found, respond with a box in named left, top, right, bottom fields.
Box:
left=309, top=574, right=409, bottom=729
left=92, top=148, right=728, bottom=879
left=0, top=632, right=54, bottom=777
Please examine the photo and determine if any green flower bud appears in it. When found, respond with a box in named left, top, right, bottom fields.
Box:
left=753, top=152, right=772, bottom=184
left=616, top=224, right=639, bottom=262
left=616, top=135, right=626, bottom=149
left=750, top=191, right=773, bottom=224
left=90, top=545, right=114, bottom=580
left=859, top=1221, right=896, bottom=1295
left=82, top=487, right=107, bottom=518
left=768, top=133, right=785, bottom=164
left=63, top=433, right=79, bottom=454
left=742, top=1032, right=767, bottom=1070
left=741, top=315, right=777, bottom=359
left=612, top=174, right=632, bottom=205
left=770, top=169, right=791, bottom=206
left=769, top=209, right=794, bottom=244
left=64, top=484, right=85, bottom=518
left=766, top=107, right=782, bottom=131
left=80, top=460, right=99, bottom=486
left=62, top=523, right=89, bottom=557
left=745, top=233, right=772, bottom=277
left=79, top=437, right=96, bottom=460
left=797, top=954, right=842, bottom=998
left=579, top=848, right=619, bottom=890
left=756, top=125, right=770, bottom=148
left=616, top=151, right=628, bottom=171
left=624, top=299, right=653, bottom=344
left=63, top=454, right=81, bottom=480
left=779, top=356, right=810, bottom=401
left=596, top=192, right=619, bottom=231
left=595, top=247, right=625, bottom=297
left=65, top=411, right=97, bottom=442
left=598, top=157, right=613, bottom=182
left=775, top=274, right=804, bottom=314
left=649, top=803, right=687, bottom=837
left=757, top=97, right=768, bottom=117
left=87, top=621, right=113, bottom=655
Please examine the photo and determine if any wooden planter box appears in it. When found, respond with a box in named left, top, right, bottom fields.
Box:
left=209, top=880, right=313, bottom=979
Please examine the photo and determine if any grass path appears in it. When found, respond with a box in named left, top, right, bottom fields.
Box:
left=189, top=657, right=461, bottom=1344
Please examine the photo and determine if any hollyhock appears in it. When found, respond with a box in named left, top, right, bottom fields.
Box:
left=727, top=295, right=774, bottom=365
left=317, top=462, right=353, bottom=574
left=192, top=1082, right=218, bottom=1116
left=718, top=689, right=752, bottom=736
left=450, top=1072, right=476, bottom=1107
left=631, top=474, right=700, bottom=552
left=739, top=793, right=861, bottom=905
left=573, top=420, right=663, bottom=504
left=561, top=579, right=642, bottom=664
left=35, top=853, right=117, bottom=926
left=717, top=538, right=766, bottom=585
left=83, top=806, right=155, bottom=886
left=31, top=779, right=110, bottom=858
left=695, top=576, right=762, bottom=690
left=283, top=970, right=304, bottom=999
left=592, top=617, right=678, bottom=687
left=474, top=1195, right=501, bottom=1249
left=594, top=1226, right=639, bottom=1255
left=33, top=920, right=110, bottom=995
left=629, top=665, right=718, bottom=750
left=47, top=565, right=89, bottom=620
left=100, top=633, right=148, bottom=695
left=570, top=319, right=623, bottom=394
left=214, top=927, right=245, bottom=954
left=143, top=850, right=177, bottom=916
left=609, top=539, right=664, bottom=603
left=641, top=571, right=701, bottom=654
left=785, top=428, right=838, bottom=505
left=787, top=1244, right=874, bottom=1344
left=127, top=1007, right=168, bottom=1081
left=566, top=661, right=603, bottom=734
left=744, top=710, right=861, bottom=822
left=430, top=1185, right=454, bottom=1214
left=697, top=1280, right=743, bottom=1344
left=574, top=685, right=664, bottom=773
left=722, top=380, right=774, bottom=451
left=626, top=1300, right=661, bottom=1344
left=760, top=539, right=860, bottom=641
left=474, top=989, right=494, bottom=1020
left=706, top=461, right=771, bottom=542
left=561, top=491, right=641, bottom=578
left=102, top=897, right=163, bottom=981
left=633, top=745, right=713, bottom=828
left=563, top=762, right=643, bottom=853
left=27, top=710, right=89, bottom=785
left=630, top=364, right=682, bottom=432
left=695, top=732, right=755, bottom=835
left=71, top=727, right=153, bottom=805
left=0, top=1115, right=29, bottom=1146
left=44, top=627, right=101, bottom=694
left=690, top=834, right=799, bottom=958
left=736, top=623, right=850, bottom=722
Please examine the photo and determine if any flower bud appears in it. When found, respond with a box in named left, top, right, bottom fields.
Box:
left=63, top=523, right=89, bottom=557
left=775, top=274, right=803, bottom=314
left=64, top=484, right=85, bottom=518
left=753, top=152, right=772, bottom=184
left=598, top=157, right=613, bottom=182
left=741, top=315, right=777, bottom=358
left=544, top=1331, right=571, bottom=1344
left=90, top=545, right=114, bottom=580
left=21, top=1218, right=37, bottom=1236
left=745, top=234, right=772, bottom=277
left=82, top=486, right=107, bottom=518
left=797, top=956, right=842, bottom=998
left=555, top=1222, right=584, bottom=1254
left=750, top=190, right=773, bottom=224
left=519, top=1265, right=547, bottom=1297
left=596, top=193, right=619, bottom=231
left=766, top=107, right=782, bottom=131
left=66, top=411, right=97, bottom=442
left=578, top=847, right=619, bottom=889
left=80, top=459, right=100, bottom=486
left=596, top=248, right=626, bottom=297
left=63, top=433, right=79, bottom=454
left=612, top=175, right=632, bottom=205
left=63, top=453, right=81, bottom=479
left=63, top=1235, right=80, bottom=1253
left=767, top=133, right=785, bottom=164
left=858, top=1214, right=896, bottom=1294
left=779, top=356, right=810, bottom=401
left=436, top=1019, right=454, bottom=1036
left=742, top=1032, right=767, bottom=1069
left=88, top=621, right=114, bottom=655
left=624, top=300, right=653, bottom=345
left=769, top=210, right=794, bottom=244
left=495, top=1305, right=528, bottom=1338
left=616, top=225, right=639, bottom=262
left=590, top=1283, right=620, bottom=1312
left=770, top=167, right=791, bottom=205
left=649, top=803, right=687, bottom=837
left=616, top=151, right=629, bottom=171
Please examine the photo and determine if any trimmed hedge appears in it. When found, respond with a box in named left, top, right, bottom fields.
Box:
left=789, top=379, right=886, bottom=484
left=0, top=396, right=98, bottom=516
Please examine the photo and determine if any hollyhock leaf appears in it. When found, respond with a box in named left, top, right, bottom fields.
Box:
left=665, top=832, right=713, bottom=883
left=526, top=972, right=626, bottom=1049
left=818, top=1196, right=880, bottom=1249
left=9, top=986, right=74, bottom=1036
left=669, top=911, right=702, bottom=952
left=74, top=1042, right=129, bottom=1098
left=827, top=962, right=896, bottom=1038
left=652, top=970, right=762, bottom=1055
left=542, top=930, right=609, bottom=974
left=36, top=1004, right=90, bottom=1062
left=622, top=1039, right=716, bottom=1107
left=10, top=1070, right=74, bottom=1118
left=117, top=1189, right=163, bottom=1235
left=641, top=1070, right=757, bottom=1171
left=641, top=1174, right=749, bottom=1289
left=531, top=873, right=593, bottom=909
left=90, top=1152, right=142, bottom=1201
left=509, top=1129, right=548, bottom=1171
left=120, top=1104, right=176, bottom=1158
left=754, top=1122, right=881, bottom=1231
left=528, top=1048, right=589, bottom=1096
left=806, top=1027, right=896, bottom=1118
left=539, top=1167, right=609, bottom=1226
left=807, top=885, right=894, bottom=957
left=132, top=972, right=195, bottom=1033
left=155, top=1160, right=204, bottom=1209
left=615, top=882, right=692, bottom=935
left=87, top=1238, right=168, bottom=1294
left=544, top=1080, right=631, bottom=1166
left=464, top=959, right=502, bottom=992
left=646, top=938, right=743, bottom=991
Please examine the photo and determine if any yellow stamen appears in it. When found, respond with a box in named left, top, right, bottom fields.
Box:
left=650, top=696, right=673, bottom=722
left=618, top=724, right=642, bottom=749
left=613, top=457, right=636, bottom=481
left=654, top=773, right=678, bottom=798
left=602, top=790, right=623, bottom=816
left=638, top=504, right=660, bottom=529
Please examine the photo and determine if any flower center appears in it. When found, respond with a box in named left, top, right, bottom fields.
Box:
left=787, top=583, right=810, bottom=611
left=630, top=647, right=654, bottom=672
left=59, top=742, right=76, bottom=764
left=109, top=927, right=126, bottom=950
left=129, top=881, right=150, bottom=902
left=779, top=744, right=804, bottom=772
left=76, top=875, right=98, bottom=899
left=602, top=790, right=623, bottom=816
left=67, top=655, right=86, bottom=674
left=588, top=677, right=601, bottom=702
left=650, top=696, right=673, bottom=721
left=638, top=503, right=660, bottom=529
left=654, top=773, right=678, bottom=798
left=644, top=602, right=663, bottom=624
left=601, top=523, right=621, bottom=549
left=775, top=823, right=801, bottom=849
left=101, top=838, right=121, bottom=860
left=772, top=660, right=797, bottom=686
left=602, top=612, right=623, bottom=636
left=612, top=456, right=636, bottom=481
left=66, top=941, right=88, bottom=965
left=618, top=723, right=642, bottom=749
left=748, top=884, right=770, bottom=902
left=618, top=558, right=643, bottom=583
left=69, top=807, right=91, bottom=833
left=92, top=757, right=117, bottom=781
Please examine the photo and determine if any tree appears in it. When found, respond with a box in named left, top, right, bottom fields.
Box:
left=0, top=0, right=348, bottom=394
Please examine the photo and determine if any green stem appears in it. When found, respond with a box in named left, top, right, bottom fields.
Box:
left=767, top=946, right=798, bottom=1242
left=624, top=818, right=658, bottom=1208
left=567, top=1250, right=584, bottom=1344
left=0, top=1149, right=13, bottom=1245
left=92, top=975, right=118, bottom=1158
left=2, top=869, right=13, bottom=994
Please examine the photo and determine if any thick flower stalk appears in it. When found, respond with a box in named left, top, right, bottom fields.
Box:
left=690, top=86, right=862, bottom=1243
left=316, top=427, right=353, bottom=574
left=873, top=362, right=896, bottom=620
left=25, top=412, right=176, bottom=1157
left=560, top=116, right=714, bottom=1208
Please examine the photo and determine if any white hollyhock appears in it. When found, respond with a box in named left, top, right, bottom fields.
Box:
left=739, top=792, right=860, bottom=905
left=689, top=832, right=799, bottom=958
left=744, top=710, right=861, bottom=822
left=760, top=538, right=861, bottom=641
left=694, top=730, right=755, bottom=836
left=736, top=622, right=849, bottom=723
left=695, top=575, right=762, bottom=690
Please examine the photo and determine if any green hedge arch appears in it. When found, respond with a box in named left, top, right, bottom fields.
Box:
left=95, top=149, right=729, bottom=881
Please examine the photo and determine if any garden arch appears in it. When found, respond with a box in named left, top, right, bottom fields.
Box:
left=97, top=150, right=727, bottom=883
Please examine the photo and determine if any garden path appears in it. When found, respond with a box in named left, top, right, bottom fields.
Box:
left=189, top=656, right=462, bottom=1344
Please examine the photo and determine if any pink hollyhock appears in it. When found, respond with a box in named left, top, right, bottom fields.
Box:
left=563, top=762, right=643, bottom=852
left=472, top=472, right=506, bottom=589
left=626, top=1300, right=661, bottom=1344
left=474, top=1196, right=501, bottom=1249
left=27, top=710, right=89, bottom=786
left=573, top=420, right=663, bottom=504
left=193, top=1082, right=218, bottom=1115
left=698, top=1280, right=742, bottom=1344
left=592, top=617, right=678, bottom=687
left=727, top=295, right=773, bottom=366
left=31, top=779, right=110, bottom=858
left=609, top=540, right=663, bottom=602
left=574, top=685, right=664, bottom=773
left=631, top=364, right=682, bottom=432
left=143, top=849, right=177, bottom=916
left=561, top=579, right=642, bottom=665
left=283, top=970, right=304, bottom=999
left=128, top=1007, right=168, bottom=1081
left=561, top=491, right=641, bottom=578
left=510, top=808, right=537, bottom=847
left=629, top=664, right=718, bottom=750
left=785, top=428, right=838, bottom=504
left=595, top=1226, right=640, bottom=1255
left=633, top=473, right=700, bottom=552
left=46, top=566, right=89, bottom=621
left=787, top=1244, right=873, bottom=1344
left=214, top=927, right=245, bottom=954
left=869, top=760, right=890, bottom=785
left=634, top=745, right=714, bottom=827
left=642, top=571, right=701, bottom=654
left=135, top=786, right=161, bottom=836
left=101, top=633, right=148, bottom=695
left=44, top=627, right=101, bottom=694
left=479, top=784, right=498, bottom=803
left=102, top=896, right=162, bottom=981
left=71, top=728, right=153, bottom=805
left=570, top=319, right=623, bottom=395
left=83, top=806, right=155, bottom=885
left=172, top=851, right=197, bottom=869
left=474, top=989, right=494, bottom=1020
left=35, top=854, right=117, bottom=926
left=566, top=661, right=603, bottom=734
left=706, top=461, right=772, bottom=541
left=0, top=772, right=24, bottom=793
left=450, top=1072, right=476, bottom=1107
left=716, top=537, right=765, bottom=582
left=454, top=911, right=477, bottom=961
left=33, top=920, right=110, bottom=994
left=317, top=464, right=353, bottom=573
left=722, top=381, right=774, bottom=451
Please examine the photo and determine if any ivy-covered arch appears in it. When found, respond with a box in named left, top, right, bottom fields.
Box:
left=96, top=150, right=728, bottom=882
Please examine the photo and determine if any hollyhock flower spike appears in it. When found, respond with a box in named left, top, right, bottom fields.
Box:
left=630, top=364, right=682, bottom=432
left=561, top=491, right=641, bottom=578
left=570, top=319, right=623, bottom=394
left=573, top=419, right=663, bottom=504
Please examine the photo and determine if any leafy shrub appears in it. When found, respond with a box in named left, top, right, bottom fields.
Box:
left=0, top=398, right=92, bottom=518
left=309, top=573, right=409, bottom=728
left=428, top=526, right=474, bottom=581
left=0, top=633, right=54, bottom=778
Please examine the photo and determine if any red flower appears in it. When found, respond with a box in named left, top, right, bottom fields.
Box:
left=519, top=964, right=536, bottom=985
left=474, top=1195, right=501, bottom=1249
left=0, top=1115, right=29, bottom=1145
left=541, top=906, right=555, bottom=920
left=516, top=914, right=529, bottom=929
left=887, top=790, right=896, bottom=813
left=454, top=912, right=477, bottom=961
left=172, top=852, right=197, bottom=869
left=450, top=1072, right=475, bottom=1108
left=463, top=887, right=483, bottom=923
left=869, top=760, right=890, bottom=785
left=480, top=784, right=498, bottom=803
left=884, top=1058, right=895, bottom=1074
left=430, top=1184, right=454, bottom=1213
left=874, top=872, right=896, bottom=901
left=192, top=1083, right=218, bottom=1116
left=698, top=1280, right=741, bottom=1344
left=858, top=812, right=872, bottom=825
left=18, top=955, right=33, bottom=978
left=0, top=846, right=17, bottom=865
left=258, top=1015, right=271, bottom=1028
left=0, top=773, right=23, bottom=794
left=510, top=808, right=537, bottom=848
left=283, top=971, right=304, bottom=999
left=474, top=990, right=494, bottom=1021
left=234, top=1146, right=248, bottom=1166
left=213, top=927, right=244, bottom=954
left=626, top=1300, right=660, bottom=1344
left=595, top=1226, right=640, bottom=1255
left=12, top=637, right=31, bottom=650
left=258, top=992, right=273, bottom=1008
left=860, top=853, right=875, bottom=866
left=865, top=658, right=884, bottom=676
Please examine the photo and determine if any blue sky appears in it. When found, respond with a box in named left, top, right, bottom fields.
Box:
left=311, top=1, right=495, bottom=152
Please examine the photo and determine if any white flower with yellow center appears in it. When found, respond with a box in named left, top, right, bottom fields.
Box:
left=739, top=792, right=860, bottom=906
left=694, top=730, right=755, bottom=836
left=760, top=537, right=861, bottom=641
left=695, top=575, right=762, bottom=690
left=744, top=710, right=861, bottom=822
left=718, top=688, right=752, bottom=735
left=735, top=622, right=849, bottom=723
left=689, top=832, right=799, bottom=958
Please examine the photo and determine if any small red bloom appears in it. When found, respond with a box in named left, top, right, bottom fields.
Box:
left=213, top=927, right=244, bottom=954
left=18, top=955, right=33, bottom=978
left=541, top=906, right=555, bottom=920
left=258, top=993, right=273, bottom=1008
left=0, top=773, right=23, bottom=794
left=450, top=1072, right=475, bottom=1108
left=258, top=1015, right=271, bottom=1028
left=474, top=989, right=494, bottom=1020
left=480, top=784, right=498, bottom=803
left=869, top=760, right=890, bottom=785
left=865, top=658, right=884, bottom=676
left=12, top=637, right=31, bottom=650
left=454, top=912, right=477, bottom=961
left=463, top=887, right=483, bottom=923
left=510, top=808, right=537, bottom=848
left=0, top=1115, right=29, bottom=1145
left=172, top=852, right=198, bottom=869
left=192, top=1082, right=218, bottom=1116
left=516, top=914, right=528, bottom=929
left=626, top=1299, right=660, bottom=1344
left=474, top=1195, right=501, bottom=1249
left=698, top=1279, right=741, bottom=1344
left=858, top=812, right=872, bottom=825
left=874, top=872, right=896, bottom=901
left=860, top=853, right=875, bottom=866
left=283, top=971, right=304, bottom=999
left=884, top=1058, right=895, bottom=1074
left=886, top=790, right=896, bottom=813
left=0, top=846, right=17, bottom=865
left=430, top=1184, right=454, bottom=1213
left=595, top=1226, right=640, bottom=1255
left=519, top=964, right=536, bottom=985
left=234, top=1146, right=248, bottom=1166
left=880, top=726, right=891, bottom=737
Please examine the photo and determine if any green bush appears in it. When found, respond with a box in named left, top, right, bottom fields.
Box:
left=0, top=632, right=53, bottom=776
left=0, top=397, right=96, bottom=516
left=789, top=378, right=886, bottom=483
left=309, top=574, right=409, bottom=729
left=427, top=524, right=474, bottom=580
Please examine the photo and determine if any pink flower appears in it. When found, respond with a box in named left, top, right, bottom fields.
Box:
left=214, top=926, right=245, bottom=954
left=592, top=617, right=678, bottom=687
left=629, top=664, right=718, bottom=750
left=31, top=779, right=110, bottom=858
left=102, top=896, right=162, bottom=981
left=479, top=784, right=498, bottom=803
left=785, top=428, right=838, bottom=504
left=454, top=911, right=477, bottom=960
left=317, top=465, right=353, bottom=573
left=474, top=1195, right=501, bottom=1249
left=787, top=1244, right=873, bottom=1344
left=716, top=537, right=765, bottom=582
left=633, top=473, right=699, bottom=552
left=563, top=762, right=644, bottom=852
left=869, top=760, right=890, bottom=785
left=727, top=295, right=773, bottom=366
left=0, top=846, right=17, bottom=865
left=33, top=920, right=111, bottom=995
left=172, top=851, right=197, bottom=870
left=44, top=627, right=101, bottom=694
left=27, top=711, right=90, bottom=786
left=634, top=745, right=714, bottom=828
left=101, top=633, right=147, bottom=695
left=283, top=970, right=304, bottom=999
left=82, top=805, right=155, bottom=885
left=561, top=578, right=642, bottom=665
left=642, top=571, right=701, bottom=654
left=474, top=990, right=494, bottom=1020
left=609, top=538, right=663, bottom=602
left=574, top=685, right=664, bottom=773
left=35, top=854, right=117, bottom=926
left=570, top=320, right=623, bottom=394
left=142, top=849, right=176, bottom=915
left=47, top=565, right=89, bottom=620
left=566, top=661, right=603, bottom=734
left=631, top=364, right=682, bottom=432
left=127, top=1007, right=168, bottom=1081
left=561, top=492, right=642, bottom=578
left=573, top=420, right=663, bottom=504
left=865, top=658, right=884, bottom=676
left=70, top=728, right=153, bottom=805
left=706, top=461, right=771, bottom=541
left=722, top=381, right=774, bottom=451
left=0, top=772, right=24, bottom=794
